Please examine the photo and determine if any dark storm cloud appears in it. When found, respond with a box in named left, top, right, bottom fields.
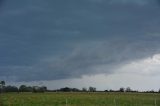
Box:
left=0, top=0, right=4, bottom=10
left=0, top=0, right=160, bottom=81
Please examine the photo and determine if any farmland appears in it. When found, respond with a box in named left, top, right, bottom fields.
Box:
left=0, top=92, right=160, bottom=106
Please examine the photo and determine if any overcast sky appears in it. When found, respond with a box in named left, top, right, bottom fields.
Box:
left=0, top=0, right=160, bottom=90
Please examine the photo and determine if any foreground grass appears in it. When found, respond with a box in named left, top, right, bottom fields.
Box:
left=0, top=92, right=160, bottom=106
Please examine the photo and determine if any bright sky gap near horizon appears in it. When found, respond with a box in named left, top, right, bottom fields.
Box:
left=0, top=0, right=160, bottom=91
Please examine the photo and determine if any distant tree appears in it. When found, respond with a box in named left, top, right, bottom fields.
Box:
left=104, top=90, right=109, bottom=92
left=0, top=81, right=5, bottom=93
left=119, top=87, right=125, bottom=92
left=150, top=89, right=155, bottom=93
left=72, top=88, right=80, bottom=92
left=5, top=86, right=18, bottom=92
left=19, top=85, right=27, bottom=92
left=88, top=87, right=96, bottom=92
left=82, top=87, right=87, bottom=92
left=26, top=86, right=33, bottom=92
left=33, top=86, right=40, bottom=93
left=58, top=87, right=80, bottom=92
left=109, top=89, right=114, bottom=92
left=33, top=86, right=47, bottom=93
left=33, top=86, right=39, bottom=93
left=158, top=89, right=160, bottom=93
left=1, top=81, right=5, bottom=87
left=60, top=87, right=72, bottom=92
left=145, top=89, right=155, bottom=93
left=125, top=87, right=131, bottom=92
left=41, top=86, right=47, bottom=91
left=40, top=86, right=47, bottom=92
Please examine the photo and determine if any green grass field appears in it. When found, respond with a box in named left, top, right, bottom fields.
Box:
left=0, top=92, right=160, bottom=106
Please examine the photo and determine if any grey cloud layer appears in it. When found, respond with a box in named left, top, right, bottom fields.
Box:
left=0, top=0, right=160, bottom=81
left=1, top=38, right=160, bottom=81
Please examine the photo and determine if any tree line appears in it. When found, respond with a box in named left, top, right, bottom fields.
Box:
left=0, top=81, right=47, bottom=93
left=1, top=85, right=47, bottom=93
left=0, top=81, right=160, bottom=93
left=51, top=87, right=96, bottom=92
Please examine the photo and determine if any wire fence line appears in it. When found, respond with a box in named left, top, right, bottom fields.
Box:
left=55, top=98, right=159, bottom=106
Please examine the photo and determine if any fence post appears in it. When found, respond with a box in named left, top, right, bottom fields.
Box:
left=114, top=98, right=117, bottom=106
left=66, top=98, right=68, bottom=106
left=155, top=98, right=157, bottom=106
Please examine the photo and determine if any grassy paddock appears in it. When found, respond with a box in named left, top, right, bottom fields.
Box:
left=0, top=92, right=160, bottom=106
